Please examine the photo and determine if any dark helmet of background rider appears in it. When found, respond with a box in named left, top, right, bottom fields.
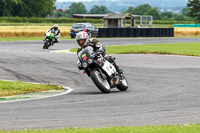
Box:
left=53, top=24, right=58, bottom=31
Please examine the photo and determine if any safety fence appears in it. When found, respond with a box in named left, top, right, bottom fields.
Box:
left=96, top=28, right=174, bottom=38
left=173, top=24, right=200, bottom=27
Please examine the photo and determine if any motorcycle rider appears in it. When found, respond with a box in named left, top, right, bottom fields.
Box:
left=47, top=24, right=60, bottom=45
left=76, top=31, right=123, bottom=74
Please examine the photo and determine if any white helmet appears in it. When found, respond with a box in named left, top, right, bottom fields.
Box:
left=76, top=31, right=89, bottom=48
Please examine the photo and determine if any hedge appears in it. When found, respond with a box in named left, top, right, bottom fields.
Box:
left=153, top=20, right=196, bottom=24
left=0, top=17, right=197, bottom=25
left=0, top=17, right=104, bottom=24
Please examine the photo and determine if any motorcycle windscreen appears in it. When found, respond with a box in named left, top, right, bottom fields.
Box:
left=78, top=46, right=94, bottom=62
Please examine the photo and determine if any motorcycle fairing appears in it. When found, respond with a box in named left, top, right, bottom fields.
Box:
left=102, top=60, right=116, bottom=76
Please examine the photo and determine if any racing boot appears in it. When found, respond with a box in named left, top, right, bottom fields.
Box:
left=52, top=39, right=58, bottom=46
left=53, top=38, right=59, bottom=45
left=115, top=65, right=123, bottom=74
left=57, top=38, right=59, bottom=43
left=113, top=62, right=123, bottom=74
left=52, top=41, right=55, bottom=46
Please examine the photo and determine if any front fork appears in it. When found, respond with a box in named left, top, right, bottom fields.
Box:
left=97, top=67, right=106, bottom=80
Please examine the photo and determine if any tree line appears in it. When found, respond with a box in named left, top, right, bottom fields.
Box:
left=0, top=0, right=56, bottom=17
left=54, top=2, right=111, bottom=18
left=123, top=4, right=193, bottom=21
left=0, top=0, right=200, bottom=22
left=54, top=1, right=200, bottom=22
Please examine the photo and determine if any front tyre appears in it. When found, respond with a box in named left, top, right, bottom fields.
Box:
left=43, top=40, right=50, bottom=49
left=117, top=75, right=128, bottom=91
left=90, top=70, right=111, bottom=93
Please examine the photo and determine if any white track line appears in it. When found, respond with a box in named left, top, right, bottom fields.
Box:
left=0, top=80, right=73, bottom=104
left=50, top=49, right=75, bottom=54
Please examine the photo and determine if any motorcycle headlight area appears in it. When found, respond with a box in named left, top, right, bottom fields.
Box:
left=87, top=59, right=93, bottom=64
left=46, top=32, right=51, bottom=36
left=82, top=62, right=88, bottom=68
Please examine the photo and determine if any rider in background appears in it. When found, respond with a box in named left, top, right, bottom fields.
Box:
left=48, top=24, right=60, bottom=45
left=76, top=31, right=123, bottom=74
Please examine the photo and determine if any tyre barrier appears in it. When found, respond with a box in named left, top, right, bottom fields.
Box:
left=97, top=28, right=174, bottom=38
left=91, top=31, right=98, bottom=37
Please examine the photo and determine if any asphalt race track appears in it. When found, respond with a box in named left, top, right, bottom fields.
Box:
left=0, top=38, right=200, bottom=130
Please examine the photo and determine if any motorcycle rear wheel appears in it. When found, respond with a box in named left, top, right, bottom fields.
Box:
left=117, top=75, right=128, bottom=91
left=90, top=70, right=111, bottom=93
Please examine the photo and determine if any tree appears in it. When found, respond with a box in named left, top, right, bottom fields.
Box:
left=0, top=0, right=56, bottom=17
left=89, top=5, right=110, bottom=14
left=54, top=11, right=65, bottom=18
left=173, top=14, right=187, bottom=21
left=182, top=7, right=189, bottom=16
left=67, top=2, right=87, bottom=17
left=21, top=0, right=56, bottom=17
left=123, top=4, right=153, bottom=15
left=132, top=4, right=152, bottom=15
left=187, top=0, right=200, bottom=21
left=123, top=6, right=134, bottom=14
left=145, top=8, right=161, bottom=20
left=161, top=11, right=173, bottom=19
left=0, top=0, right=22, bottom=16
left=54, top=10, right=68, bottom=18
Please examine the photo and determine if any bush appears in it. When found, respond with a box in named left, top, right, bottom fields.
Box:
left=153, top=20, right=196, bottom=24
left=0, top=17, right=104, bottom=24
left=0, top=17, right=196, bottom=25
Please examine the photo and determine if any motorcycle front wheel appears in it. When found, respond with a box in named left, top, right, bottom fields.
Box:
left=117, top=75, right=128, bottom=91
left=90, top=70, right=111, bottom=94
left=43, top=39, right=50, bottom=49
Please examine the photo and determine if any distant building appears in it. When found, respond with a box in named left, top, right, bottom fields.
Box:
left=71, top=14, right=107, bottom=19
left=104, top=13, right=135, bottom=28
left=71, top=13, right=153, bottom=28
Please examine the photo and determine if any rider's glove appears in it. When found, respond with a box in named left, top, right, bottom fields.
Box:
left=77, top=60, right=83, bottom=70
left=96, top=50, right=103, bottom=54
left=99, top=45, right=106, bottom=52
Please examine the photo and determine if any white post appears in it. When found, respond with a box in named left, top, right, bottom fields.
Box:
left=140, top=16, right=143, bottom=28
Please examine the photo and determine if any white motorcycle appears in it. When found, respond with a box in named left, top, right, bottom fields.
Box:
left=77, top=46, right=128, bottom=93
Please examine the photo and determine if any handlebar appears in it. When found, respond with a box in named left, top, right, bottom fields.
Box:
left=91, top=51, right=103, bottom=58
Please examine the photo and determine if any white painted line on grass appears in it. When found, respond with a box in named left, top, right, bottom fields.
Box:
left=0, top=86, right=73, bottom=104
left=0, top=79, right=73, bottom=104
left=50, top=49, right=75, bottom=54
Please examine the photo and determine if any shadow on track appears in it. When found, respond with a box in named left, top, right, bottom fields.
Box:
left=72, top=90, right=129, bottom=95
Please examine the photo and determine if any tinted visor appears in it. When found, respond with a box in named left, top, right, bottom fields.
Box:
left=77, top=39, right=86, bottom=47
left=54, top=27, right=58, bottom=30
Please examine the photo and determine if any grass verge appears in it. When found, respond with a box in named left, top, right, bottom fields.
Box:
left=0, top=124, right=199, bottom=133
left=70, top=42, right=200, bottom=56
left=0, top=80, right=64, bottom=97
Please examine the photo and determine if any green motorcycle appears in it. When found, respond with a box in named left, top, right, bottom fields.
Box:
left=43, top=30, right=55, bottom=49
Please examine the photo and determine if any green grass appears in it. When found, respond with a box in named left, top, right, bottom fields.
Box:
left=0, top=124, right=199, bottom=133
left=0, top=23, right=74, bottom=26
left=0, top=80, right=64, bottom=97
left=71, top=42, right=200, bottom=56
left=0, top=37, right=43, bottom=41
left=0, top=22, right=171, bottom=27
left=0, top=23, right=103, bottom=27
left=0, top=37, right=72, bottom=41
left=152, top=24, right=173, bottom=28
left=106, top=43, right=200, bottom=56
